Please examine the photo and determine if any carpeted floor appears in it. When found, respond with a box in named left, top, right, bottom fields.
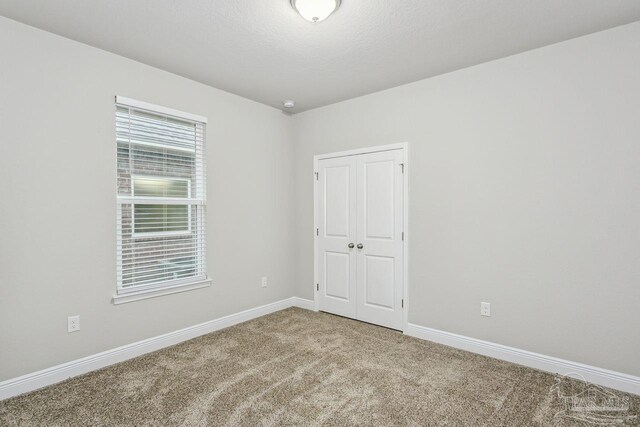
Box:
left=0, top=308, right=638, bottom=426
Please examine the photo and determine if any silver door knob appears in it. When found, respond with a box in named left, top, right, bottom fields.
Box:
left=348, top=243, right=355, bottom=248
left=357, top=243, right=364, bottom=249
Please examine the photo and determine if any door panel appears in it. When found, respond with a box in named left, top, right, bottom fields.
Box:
left=363, top=255, right=395, bottom=309
left=325, top=252, right=350, bottom=300
left=317, top=156, right=357, bottom=318
left=324, top=166, right=350, bottom=237
left=364, top=160, right=395, bottom=240
left=356, top=150, right=404, bottom=330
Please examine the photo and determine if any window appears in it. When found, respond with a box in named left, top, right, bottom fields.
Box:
left=115, top=97, right=208, bottom=301
left=132, top=176, right=191, bottom=235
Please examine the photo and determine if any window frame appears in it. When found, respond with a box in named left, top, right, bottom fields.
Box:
left=113, top=96, right=209, bottom=304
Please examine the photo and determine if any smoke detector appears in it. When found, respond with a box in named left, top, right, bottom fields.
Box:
left=282, top=100, right=296, bottom=109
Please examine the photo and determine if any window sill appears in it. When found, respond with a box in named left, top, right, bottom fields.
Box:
left=112, top=278, right=212, bottom=305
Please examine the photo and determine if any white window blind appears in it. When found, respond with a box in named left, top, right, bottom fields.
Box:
left=116, top=97, right=207, bottom=295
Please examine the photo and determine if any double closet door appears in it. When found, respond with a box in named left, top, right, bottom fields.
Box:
left=316, top=148, right=404, bottom=330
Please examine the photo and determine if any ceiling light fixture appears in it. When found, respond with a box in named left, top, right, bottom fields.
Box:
left=290, top=0, right=342, bottom=23
left=282, top=100, right=296, bottom=109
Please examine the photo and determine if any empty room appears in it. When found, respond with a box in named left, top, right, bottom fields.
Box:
left=0, top=1, right=639, bottom=425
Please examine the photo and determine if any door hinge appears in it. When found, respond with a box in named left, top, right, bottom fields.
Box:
left=316, top=228, right=319, bottom=236
left=316, top=283, right=319, bottom=291
left=400, top=163, right=405, bottom=173
left=315, top=172, right=318, bottom=180
left=402, top=299, right=404, bottom=308
left=402, top=231, right=404, bottom=241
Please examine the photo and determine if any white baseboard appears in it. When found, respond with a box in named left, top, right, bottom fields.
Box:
left=0, top=297, right=307, bottom=401
left=291, top=297, right=315, bottom=310
left=404, top=323, right=640, bottom=396
left=3, top=300, right=636, bottom=400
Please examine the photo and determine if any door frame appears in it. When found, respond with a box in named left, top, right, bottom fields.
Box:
left=313, top=142, right=409, bottom=331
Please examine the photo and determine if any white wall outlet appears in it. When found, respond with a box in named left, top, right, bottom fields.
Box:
left=261, top=276, right=268, bottom=288
left=68, top=315, right=80, bottom=332
left=481, top=302, right=491, bottom=317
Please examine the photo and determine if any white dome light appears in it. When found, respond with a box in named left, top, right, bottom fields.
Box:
left=291, top=0, right=342, bottom=23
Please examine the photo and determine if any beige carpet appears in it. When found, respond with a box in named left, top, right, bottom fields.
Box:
left=1, top=308, right=638, bottom=426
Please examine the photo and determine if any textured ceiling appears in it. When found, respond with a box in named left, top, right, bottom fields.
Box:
left=1, top=1, right=640, bottom=113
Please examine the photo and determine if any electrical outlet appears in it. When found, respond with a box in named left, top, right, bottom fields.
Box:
left=68, top=315, right=80, bottom=332
left=261, top=276, right=268, bottom=288
left=481, top=302, right=491, bottom=317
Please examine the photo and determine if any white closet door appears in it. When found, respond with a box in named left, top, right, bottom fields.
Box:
left=317, top=156, right=357, bottom=318
left=355, top=150, right=404, bottom=330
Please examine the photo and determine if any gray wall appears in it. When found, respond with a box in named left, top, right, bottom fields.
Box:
left=2, top=16, right=639, bottom=382
left=292, top=22, right=640, bottom=376
left=0, top=17, right=295, bottom=381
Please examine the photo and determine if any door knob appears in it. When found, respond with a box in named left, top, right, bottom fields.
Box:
left=357, top=243, right=364, bottom=249
left=348, top=243, right=355, bottom=248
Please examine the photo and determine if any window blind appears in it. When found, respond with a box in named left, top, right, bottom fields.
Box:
left=116, top=98, right=207, bottom=294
